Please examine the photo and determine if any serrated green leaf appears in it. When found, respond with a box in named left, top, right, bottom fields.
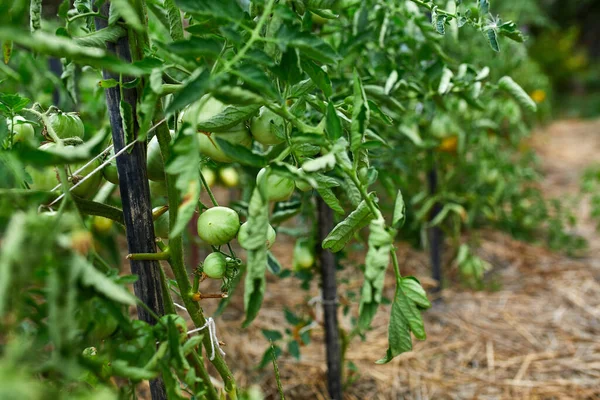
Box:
left=0, top=28, right=149, bottom=76
left=498, top=76, right=537, bottom=113
left=302, top=152, right=335, bottom=172
left=166, top=37, right=223, bottom=58
left=77, top=254, right=136, bottom=305
left=351, top=70, right=369, bottom=152
left=243, top=186, right=269, bottom=327
left=73, top=25, right=126, bottom=47
left=174, top=0, right=244, bottom=21
left=215, top=137, right=266, bottom=167
left=165, top=126, right=201, bottom=238
left=109, top=0, right=143, bottom=32
left=376, top=276, right=430, bottom=364
left=163, top=0, right=184, bottom=40
left=316, top=187, right=344, bottom=215
left=325, top=102, right=342, bottom=140
left=197, top=104, right=260, bottom=132
left=301, top=59, right=332, bottom=98
left=323, top=196, right=375, bottom=252
left=486, top=29, right=499, bottom=52
left=358, top=219, right=393, bottom=331
left=165, top=69, right=210, bottom=114
left=392, top=190, right=405, bottom=229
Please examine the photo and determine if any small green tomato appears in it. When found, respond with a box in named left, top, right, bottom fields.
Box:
left=256, top=168, right=295, bottom=202
left=201, top=167, right=216, bottom=187
left=203, top=252, right=227, bottom=279
left=237, top=221, right=276, bottom=250
left=293, top=240, right=315, bottom=271
left=103, top=161, right=119, bottom=184
left=153, top=209, right=170, bottom=239
left=196, top=206, right=240, bottom=246
left=149, top=180, right=168, bottom=198
left=219, top=167, right=239, bottom=187
left=7, top=116, right=35, bottom=143
left=250, top=107, right=285, bottom=146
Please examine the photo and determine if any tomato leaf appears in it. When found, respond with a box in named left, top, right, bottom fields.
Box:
left=358, top=219, right=393, bottom=331
left=242, top=186, right=270, bottom=327
left=196, top=104, right=260, bottom=132
left=498, top=76, right=537, bottom=113
left=323, top=195, right=375, bottom=252
left=376, top=276, right=430, bottom=364
left=165, top=69, right=210, bottom=114
left=164, top=126, right=201, bottom=238
left=392, top=190, right=406, bottom=229
left=215, top=137, right=267, bottom=167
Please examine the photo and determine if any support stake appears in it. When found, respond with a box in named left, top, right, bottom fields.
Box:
left=317, top=197, right=343, bottom=400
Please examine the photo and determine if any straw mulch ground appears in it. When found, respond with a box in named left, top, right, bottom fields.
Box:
left=196, top=119, right=600, bottom=399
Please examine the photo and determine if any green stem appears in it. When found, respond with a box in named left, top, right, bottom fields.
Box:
left=390, top=247, right=402, bottom=283
left=156, top=113, right=237, bottom=397
left=341, top=164, right=382, bottom=219
left=72, top=197, right=125, bottom=226
left=188, top=351, right=220, bottom=400
left=220, top=0, right=276, bottom=74
left=159, top=265, right=177, bottom=315
left=67, top=12, right=106, bottom=23
left=410, top=0, right=458, bottom=18
left=127, top=251, right=171, bottom=261
left=200, top=170, right=219, bottom=206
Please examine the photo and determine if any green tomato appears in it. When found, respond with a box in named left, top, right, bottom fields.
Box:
left=48, top=111, right=84, bottom=139
left=250, top=107, right=285, bottom=146
left=256, top=168, right=295, bottom=202
left=149, top=180, right=168, bottom=198
left=237, top=221, right=276, bottom=250
left=183, top=95, right=252, bottom=163
left=203, top=252, right=227, bottom=279
left=202, top=167, right=216, bottom=187
left=219, top=166, right=239, bottom=187
left=154, top=210, right=170, bottom=239
left=102, top=161, right=119, bottom=184
left=7, top=116, right=35, bottom=143
left=93, top=216, right=113, bottom=235
left=146, top=135, right=165, bottom=181
left=198, top=128, right=252, bottom=163
left=26, top=165, right=58, bottom=191
left=293, top=240, right=315, bottom=271
left=38, top=143, right=102, bottom=198
left=197, top=206, right=240, bottom=246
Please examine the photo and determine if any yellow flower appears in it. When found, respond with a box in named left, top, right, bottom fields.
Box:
left=530, top=89, right=546, bottom=104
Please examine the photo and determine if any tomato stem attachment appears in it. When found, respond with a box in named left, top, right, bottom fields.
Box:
left=127, top=250, right=170, bottom=261
left=191, top=292, right=228, bottom=301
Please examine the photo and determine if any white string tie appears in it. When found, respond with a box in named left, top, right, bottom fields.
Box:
left=173, top=302, right=225, bottom=361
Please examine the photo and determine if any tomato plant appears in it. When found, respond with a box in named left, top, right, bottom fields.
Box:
left=0, top=0, right=571, bottom=399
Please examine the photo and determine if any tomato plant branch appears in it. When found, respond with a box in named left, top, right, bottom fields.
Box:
left=127, top=251, right=170, bottom=261
left=72, top=197, right=125, bottom=226
left=220, top=0, right=276, bottom=74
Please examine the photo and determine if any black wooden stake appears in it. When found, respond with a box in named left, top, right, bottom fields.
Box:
left=316, top=197, right=343, bottom=400
left=96, top=4, right=167, bottom=399
left=427, top=158, right=443, bottom=298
